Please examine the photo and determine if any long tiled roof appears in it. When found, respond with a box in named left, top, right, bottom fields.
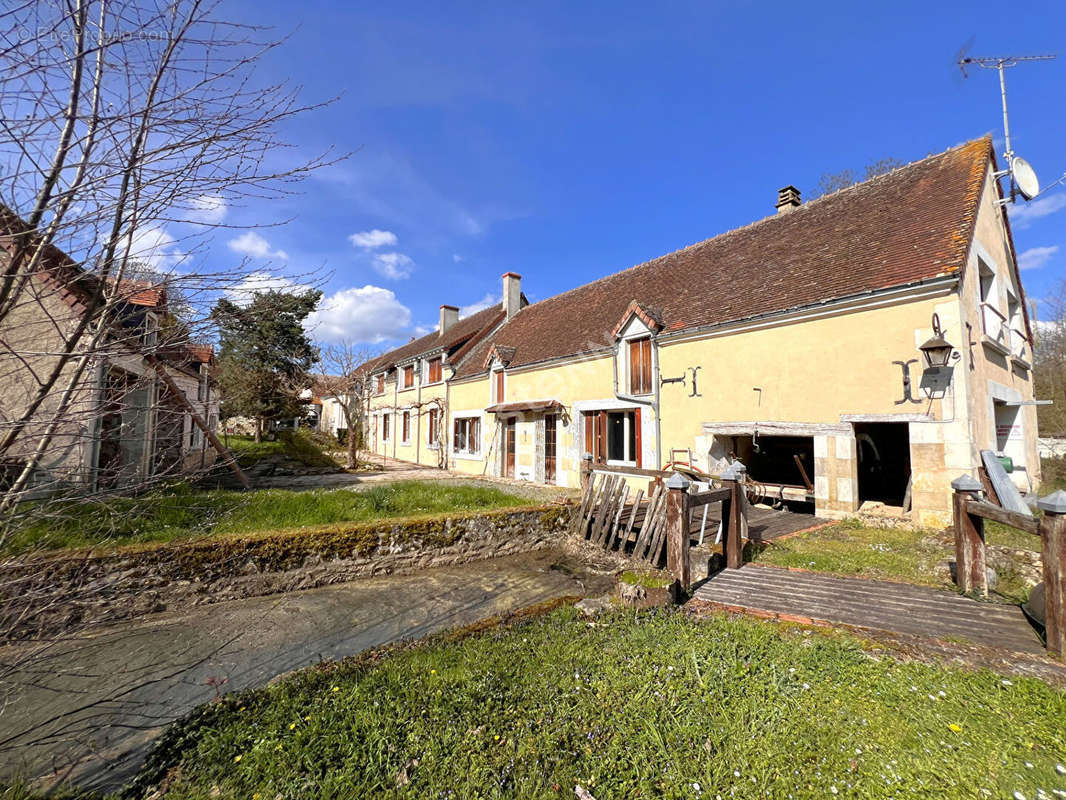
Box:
left=455, top=137, right=992, bottom=378
left=365, top=302, right=506, bottom=374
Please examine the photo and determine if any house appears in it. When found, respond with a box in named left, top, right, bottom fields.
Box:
left=0, top=207, right=220, bottom=494
left=364, top=137, right=1041, bottom=525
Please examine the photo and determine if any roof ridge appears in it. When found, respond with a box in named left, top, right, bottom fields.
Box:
left=506, top=136, right=992, bottom=321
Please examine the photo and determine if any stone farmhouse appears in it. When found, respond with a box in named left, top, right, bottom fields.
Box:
left=0, top=207, right=219, bottom=495
left=363, top=137, right=1041, bottom=526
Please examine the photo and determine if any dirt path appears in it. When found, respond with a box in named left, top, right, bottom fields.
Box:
left=0, top=550, right=605, bottom=794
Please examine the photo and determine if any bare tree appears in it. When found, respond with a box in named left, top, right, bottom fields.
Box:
left=0, top=1, right=337, bottom=783
left=1034, top=281, right=1066, bottom=436
left=0, top=0, right=336, bottom=542
left=317, top=342, right=377, bottom=469
left=813, top=157, right=905, bottom=198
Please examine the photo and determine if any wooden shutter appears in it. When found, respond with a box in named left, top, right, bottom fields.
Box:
left=428, top=358, right=442, bottom=383
left=495, top=370, right=505, bottom=403
left=629, top=337, right=652, bottom=394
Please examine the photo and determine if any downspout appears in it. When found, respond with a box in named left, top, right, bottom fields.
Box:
left=612, top=338, right=662, bottom=470
left=415, top=363, right=422, bottom=466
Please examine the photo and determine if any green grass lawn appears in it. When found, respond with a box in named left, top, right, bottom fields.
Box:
left=225, top=429, right=340, bottom=470
left=5, top=481, right=531, bottom=556
left=750, top=520, right=1034, bottom=604
left=125, top=607, right=1066, bottom=800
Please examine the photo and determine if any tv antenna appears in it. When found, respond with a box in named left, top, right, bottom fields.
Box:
left=957, top=53, right=1057, bottom=203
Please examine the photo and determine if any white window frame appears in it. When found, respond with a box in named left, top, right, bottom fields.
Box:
left=617, top=316, right=654, bottom=398
left=604, top=409, right=638, bottom=467
left=424, top=355, right=444, bottom=386
left=426, top=407, right=441, bottom=449
left=400, top=363, right=416, bottom=392
left=143, top=311, right=159, bottom=349
left=452, top=414, right=483, bottom=459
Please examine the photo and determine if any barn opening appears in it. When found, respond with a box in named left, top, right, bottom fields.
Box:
left=726, top=434, right=815, bottom=489
left=854, top=422, right=911, bottom=507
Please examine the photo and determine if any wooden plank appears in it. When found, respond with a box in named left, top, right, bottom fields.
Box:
left=707, top=567, right=1026, bottom=621
left=981, top=450, right=1032, bottom=516
left=595, top=478, right=622, bottom=546
left=633, top=485, right=662, bottom=558
left=591, top=475, right=618, bottom=543
left=572, top=476, right=596, bottom=534
left=646, top=503, right=669, bottom=566
left=695, top=579, right=1041, bottom=652
left=621, top=489, right=644, bottom=550
left=689, top=487, right=731, bottom=507
left=607, top=485, right=630, bottom=550
left=582, top=475, right=608, bottom=537
left=592, top=464, right=669, bottom=479
left=965, top=499, right=1040, bottom=535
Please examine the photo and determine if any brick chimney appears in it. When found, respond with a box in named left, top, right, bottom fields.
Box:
left=775, top=185, right=801, bottom=214
left=439, top=304, right=459, bottom=335
left=502, top=272, right=522, bottom=321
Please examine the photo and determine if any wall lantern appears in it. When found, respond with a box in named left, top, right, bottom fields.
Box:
left=918, top=313, right=955, bottom=368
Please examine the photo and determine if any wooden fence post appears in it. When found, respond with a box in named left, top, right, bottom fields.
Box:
left=1038, top=490, right=1066, bottom=658
left=580, top=453, right=593, bottom=495
left=721, top=461, right=747, bottom=570
left=664, top=472, right=692, bottom=600
left=950, top=474, right=986, bottom=597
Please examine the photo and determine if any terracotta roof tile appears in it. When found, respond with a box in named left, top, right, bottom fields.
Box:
left=366, top=303, right=506, bottom=374
left=456, top=137, right=992, bottom=378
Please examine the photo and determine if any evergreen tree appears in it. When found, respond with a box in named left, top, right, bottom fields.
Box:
left=211, top=289, right=322, bottom=440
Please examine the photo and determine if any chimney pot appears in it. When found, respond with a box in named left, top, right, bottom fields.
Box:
left=775, top=185, right=801, bottom=214
left=439, top=304, right=459, bottom=335
left=502, top=272, right=522, bottom=321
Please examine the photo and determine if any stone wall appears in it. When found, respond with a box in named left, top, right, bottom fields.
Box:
left=0, top=505, right=570, bottom=641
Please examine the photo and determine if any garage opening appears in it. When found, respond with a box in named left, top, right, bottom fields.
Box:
left=854, top=422, right=911, bottom=507
left=727, top=434, right=815, bottom=489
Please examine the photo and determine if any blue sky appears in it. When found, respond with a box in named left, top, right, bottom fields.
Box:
left=210, top=0, right=1066, bottom=347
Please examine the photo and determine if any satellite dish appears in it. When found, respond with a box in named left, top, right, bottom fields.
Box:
left=1012, top=156, right=1040, bottom=201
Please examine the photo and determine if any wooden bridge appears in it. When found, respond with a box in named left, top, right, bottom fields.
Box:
left=575, top=459, right=1066, bottom=659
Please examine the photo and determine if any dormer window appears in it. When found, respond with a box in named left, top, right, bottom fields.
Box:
left=493, top=368, right=505, bottom=404
left=375, top=374, right=385, bottom=395
left=628, top=336, right=652, bottom=395
left=403, top=365, right=414, bottom=389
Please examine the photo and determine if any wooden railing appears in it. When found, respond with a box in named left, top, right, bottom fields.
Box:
left=577, top=459, right=749, bottom=599
left=952, top=477, right=1066, bottom=656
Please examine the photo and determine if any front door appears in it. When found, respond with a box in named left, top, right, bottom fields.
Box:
left=504, top=418, right=516, bottom=478
left=544, top=413, right=557, bottom=483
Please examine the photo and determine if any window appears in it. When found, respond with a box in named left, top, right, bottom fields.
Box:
left=494, top=369, right=505, bottom=403
left=382, top=414, right=391, bottom=441
left=402, top=410, right=411, bottom=443
left=403, top=365, right=414, bottom=389
left=453, top=416, right=481, bottom=455
left=628, top=337, right=652, bottom=395
left=427, top=357, right=442, bottom=384
left=583, top=409, right=640, bottom=466
left=427, top=408, right=439, bottom=446
left=143, top=312, right=159, bottom=348
left=197, top=364, right=208, bottom=402
left=375, top=374, right=385, bottom=394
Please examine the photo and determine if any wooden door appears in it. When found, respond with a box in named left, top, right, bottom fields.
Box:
left=504, top=418, right=516, bottom=478
left=544, top=413, right=557, bottom=483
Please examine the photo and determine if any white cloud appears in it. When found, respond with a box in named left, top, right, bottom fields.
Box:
left=412, top=323, right=438, bottom=337
left=1008, top=193, right=1066, bottom=229
left=373, top=251, right=414, bottom=280
left=459, top=292, right=498, bottom=318
left=227, top=231, right=289, bottom=261
left=452, top=253, right=464, bottom=263
left=308, top=285, right=413, bottom=344
left=190, top=194, right=227, bottom=225
left=225, top=271, right=311, bottom=306
left=1018, top=245, right=1059, bottom=271
left=124, top=225, right=183, bottom=270
left=348, top=229, right=398, bottom=249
